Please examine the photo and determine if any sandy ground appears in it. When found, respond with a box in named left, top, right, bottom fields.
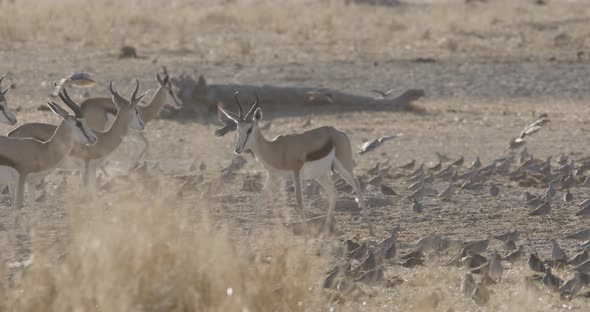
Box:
left=1, top=0, right=590, bottom=310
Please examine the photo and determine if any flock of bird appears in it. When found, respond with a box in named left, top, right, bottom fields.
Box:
left=315, top=112, right=590, bottom=305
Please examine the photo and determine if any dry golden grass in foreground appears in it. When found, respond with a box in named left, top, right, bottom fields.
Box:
left=0, top=196, right=322, bottom=311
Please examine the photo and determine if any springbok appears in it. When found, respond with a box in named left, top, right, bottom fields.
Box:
left=0, top=75, right=18, bottom=126
left=217, top=94, right=374, bottom=237
left=8, top=81, right=147, bottom=197
left=0, top=91, right=97, bottom=207
left=78, top=73, right=177, bottom=166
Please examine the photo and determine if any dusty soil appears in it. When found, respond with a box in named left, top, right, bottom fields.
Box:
left=1, top=0, right=590, bottom=311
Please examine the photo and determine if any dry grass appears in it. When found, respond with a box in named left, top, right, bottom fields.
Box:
left=0, top=195, right=323, bottom=311
left=1, top=0, right=589, bottom=63
left=1, top=0, right=590, bottom=311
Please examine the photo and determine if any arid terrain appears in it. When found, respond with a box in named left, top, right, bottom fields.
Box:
left=1, top=0, right=590, bottom=311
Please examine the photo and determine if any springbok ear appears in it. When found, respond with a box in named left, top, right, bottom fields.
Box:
left=156, top=73, right=169, bottom=86
left=218, top=105, right=239, bottom=123
left=1, top=86, right=9, bottom=95
left=195, top=75, right=208, bottom=97
left=47, top=101, right=70, bottom=119
left=131, top=90, right=150, bottom=106
left=253, top=107, right=262, bottom=121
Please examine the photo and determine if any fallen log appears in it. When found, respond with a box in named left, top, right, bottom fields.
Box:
left=161, top=73, right=424, bottom=122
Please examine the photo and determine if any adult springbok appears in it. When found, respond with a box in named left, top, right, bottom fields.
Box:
left=79, top=73, right=177, bottom=165
left=0, top=90, right=97, bottom=207
left=9, top=81, right=147, bottom=197
left=0, top=75, right=18, bottom=126
left=217, top=94, right=374, bottom=237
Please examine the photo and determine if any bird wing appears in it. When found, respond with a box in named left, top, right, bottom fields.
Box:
left=383, top=88, right=396, bottom=96
left=378, top=134, right=401, bottom=143
left=359, top=140, right=378, bottom=154
left=518, top=115, right=548, bottom=139
left=65, top=72, right=96, bottom=87
left=371, top=89, right=386, bottom=97
left=215, top=107, right=238, bottom=137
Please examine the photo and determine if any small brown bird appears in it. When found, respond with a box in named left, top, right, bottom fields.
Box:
left=563, top=189, right=574, bottom=202
left=542, top=267, right=563, bottom=291
left=470, top=156, right=482, bottom=169
left=400, top=247, right=424, bottom=261
left=411, top=199, right=423, bottom=213
left=489, top=182, right=500, bottom=197
left=529, top=200, right=551, bottom=216
left=50, top=72, right=96, bottom=97
left=461, top=273, right=477, bottom=297
left=550, top=239, right=568, bottom=261
left=371, top=88, right=395, bottom=99
left=565, top=227, right=590, bottom=241
left=357, top=250, right=379, bottom=272
left=348, top=242, right=368, bottom=260
left=435, top=152, right=452, bottom=163
left=472, top=282, right=490, bottom=306
left=401, top=255, right=424, bottom=268
left=399, top=160, right=415, bottom=169
left=380, top=184, right=396, bottom=195
left=574, top=259, right=590, bottom=273
left=494, top=230, right=520, bottom=243
left=428, top=161, right=442, bottom=171
left=488, top=252, right=503, bottom=282
left=567, top=249, right=589, bottom=266
left=558, top=272, right=582, bottom=297
left=354, top=266, right=384, bottom=284
left=359, top=135, right=401, bottom=155
left=503, top=245, right=524, bottom=262
left=528, top=253, right=546, bottom=273
left=437, top=181, right=455, bottom=199
left=575, top=204, right=590, bottom=218
left=463, top=239, right=490, bottom=254
left=504, top=239, right=517, bottom=252
left=523, top=191, right=535, bottom=202
left=451, top=155, right=464, bottom=166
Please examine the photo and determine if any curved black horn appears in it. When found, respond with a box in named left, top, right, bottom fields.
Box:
left=131, top=79, right=139, bottom=102
left=234, top=92, right=244, bottom=119
left=109, top=81, right=128, bottom=105
left=0, top=75, right=4, bottom=87
left=58, top=87, right=83, bottom=117
left=245, top=93, right=260, bottom=120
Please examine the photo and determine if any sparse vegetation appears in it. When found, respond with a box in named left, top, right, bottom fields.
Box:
left=1, top=0, right=590, bottom=311
left=0, top=196, right=322, bottom=311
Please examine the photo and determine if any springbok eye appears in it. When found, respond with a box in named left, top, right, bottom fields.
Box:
left=75, top=120, right=83, bottom=127
left=247, top=127, right=252, bottom=134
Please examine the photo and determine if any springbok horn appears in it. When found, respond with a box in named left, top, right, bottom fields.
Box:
left=59, top=87, right=84, bottom=117
left=131, top=79, right=139, bottom=102
left=234, top=92, right=244, bottom=119
left=245, top=94, right=260, bottom=120
left=109, top=81, right=129, bottom=105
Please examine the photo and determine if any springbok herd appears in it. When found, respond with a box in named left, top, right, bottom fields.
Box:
left=0, top=71, right=370, bottom=237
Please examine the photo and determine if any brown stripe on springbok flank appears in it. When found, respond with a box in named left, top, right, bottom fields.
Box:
left=305, top=140, right=334, bottom=162
left=105, top=107, right=118, bottom=116
left=0, top=154, right=17, bottom=170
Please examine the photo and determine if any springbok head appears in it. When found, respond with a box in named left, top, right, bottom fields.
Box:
left=157, top=68, right=182, bottom=108
left=0, top=75, right=17, bottom=125
left=52, top=88, right=97, bottom=145
left=109, top=79, right=149, bottom=131
left=217, top=92, right=262, bottom=154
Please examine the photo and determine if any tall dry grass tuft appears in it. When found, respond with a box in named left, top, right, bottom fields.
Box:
left=1, top=195, right=323, bottom=311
